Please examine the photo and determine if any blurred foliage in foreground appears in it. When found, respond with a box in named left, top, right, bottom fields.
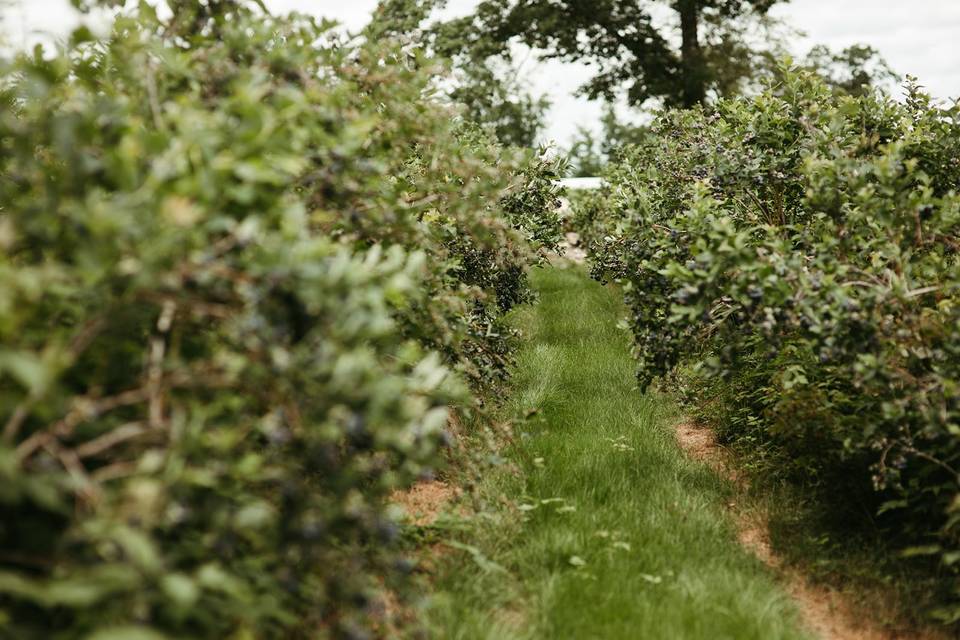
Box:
left=0, top=2, right=562, bottom=638
left=575, top=66, right=960, bottom=624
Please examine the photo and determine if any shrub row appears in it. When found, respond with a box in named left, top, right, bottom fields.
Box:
left=0, top=5, right=561, bottom=639
left=576, top=68, right=960, bottom=621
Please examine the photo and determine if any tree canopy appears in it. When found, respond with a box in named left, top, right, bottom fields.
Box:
left=440, top=0, right=788, bottom=109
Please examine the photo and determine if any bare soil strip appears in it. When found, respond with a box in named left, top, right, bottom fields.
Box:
left=390, top=480, right=459, bottom=527
left=559, top=231, right=587, bottom=264
left=674, top=420, right=940, bottom=640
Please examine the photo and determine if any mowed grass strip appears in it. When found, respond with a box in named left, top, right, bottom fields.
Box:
left=421, top=265, right=810, bottom=640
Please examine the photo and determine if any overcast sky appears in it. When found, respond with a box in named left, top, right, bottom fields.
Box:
left=4, top=0, right=959, bottom=145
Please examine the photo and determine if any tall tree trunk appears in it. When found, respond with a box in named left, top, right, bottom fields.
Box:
left=677, top=0, right=706, bottom=107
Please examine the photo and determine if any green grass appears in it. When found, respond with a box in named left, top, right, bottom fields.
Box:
left=418, top=265, right=811, bottom=640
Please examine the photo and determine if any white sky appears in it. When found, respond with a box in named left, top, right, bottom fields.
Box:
left=4, top=0, right=959, bottom=145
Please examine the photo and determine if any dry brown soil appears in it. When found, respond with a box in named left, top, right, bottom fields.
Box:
left=674, top=420, right=943, bottom=640
left=390, top=480, right=460, bottom=527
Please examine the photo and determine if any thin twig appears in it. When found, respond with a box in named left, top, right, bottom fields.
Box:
left=92, top=461, right=139, bottom=484
left=75, top=421, right=150, bottom=459
left=16, top=359, right=231, bottom=464
left=902, top=444, right=960, bottom=485
left=148, top=301, right=176, bottom=429
left=67, top=315, right=108, bottom=359
left=906, top=285, right=941, bottom=298
left=3, top=315, right=107, bottom=444
left=145, top=61, right=167, bottom=133
left=16, top=388, right=150, bottom=462
left=41, top=441, right=100, bottom=506
left=744, top=189, right=773, bottom=223
left=2, top=403, right=31, bottom=444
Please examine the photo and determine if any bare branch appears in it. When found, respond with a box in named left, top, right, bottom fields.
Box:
left=75, top=421, right=150, bottom=459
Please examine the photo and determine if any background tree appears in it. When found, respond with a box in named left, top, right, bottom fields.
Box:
left=448, top=64, right=549, bottom=147
left=372, top=0, right=551, bottom=147
left=746, top=43, right=899, bottom=99
left=69, top=0, right=271, bottom=39
left=441, top=0, right=788, bottom=109
left=566, top=105, right=648, bottom=176
left=802, top=44, right=898, bottom=97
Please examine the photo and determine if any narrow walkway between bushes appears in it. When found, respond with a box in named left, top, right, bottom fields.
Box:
left=425, top=265, right=811, bottom=639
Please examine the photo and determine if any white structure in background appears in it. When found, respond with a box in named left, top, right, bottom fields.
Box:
left=554, top=176, right=604, bottom=219
left=554, top=177, right=603, bottom=264
left=557, top=177, right=605, bottom=191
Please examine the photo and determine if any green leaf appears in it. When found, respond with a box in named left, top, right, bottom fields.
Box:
left=877, top=499, right=907, bottom=515
left=0, top=564, right=139, bottom=608
left=111, top=526, right=161, bottom=574
left=0, top=350, right=49, bottom=395
left=901, top=545, right=942, bottom=558
left=86, top=626, right=170, bottom=640
left=445, top=541, right=508, bottom=574
left=160, top=573, right=199, bottom=608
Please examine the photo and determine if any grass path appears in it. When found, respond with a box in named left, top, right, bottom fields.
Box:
left=423, top=265, right=811, bottom=639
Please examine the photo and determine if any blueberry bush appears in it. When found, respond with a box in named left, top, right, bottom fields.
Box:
left=577, top=67, right=960, bottom=623
left=0, top=3, right=561, bottom=638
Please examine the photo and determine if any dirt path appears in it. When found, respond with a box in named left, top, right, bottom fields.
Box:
left=674, top=421, right=938, bottom=640
left=558, top=231, right=587, bottom=263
